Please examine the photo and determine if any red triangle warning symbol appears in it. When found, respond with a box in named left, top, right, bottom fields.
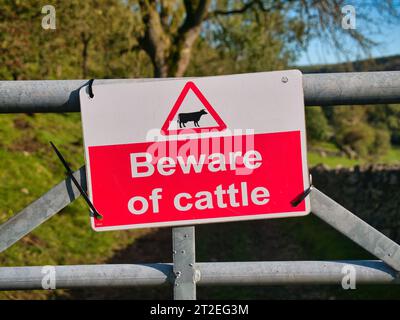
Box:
left=161, top=81, right=227, bottom=135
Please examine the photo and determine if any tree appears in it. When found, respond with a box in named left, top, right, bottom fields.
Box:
left=2, top=0, right=399, bottom=80
left=306, top=106, right=332, bottom=143
left=0, top=0, right=44, bottom=80
left=186, top=6, right=295, bottom=76
left=332, top=106, right=392, bottom=158
left=130, top=0, right=400, bottom=77
left=0, top=0, right=150, bottom=80
left=366, top=104, right=400, bottom=145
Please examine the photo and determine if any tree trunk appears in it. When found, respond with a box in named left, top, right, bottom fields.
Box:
left=138, top=0, right=170, bottom=78
left=138, top=0, right=211, bottom=78
left=167, top=0, right=211, bottom=77
left=168, top=25, right=202, bottom=77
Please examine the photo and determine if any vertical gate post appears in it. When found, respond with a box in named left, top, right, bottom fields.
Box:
left=172, top=226, right=197, bottom=300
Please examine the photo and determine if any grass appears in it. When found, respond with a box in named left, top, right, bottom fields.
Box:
left=381, top=146, right=400, bottom=164
left=308, top=141, right=400, bottom=168
left=308, top=151, right=360, bottom=167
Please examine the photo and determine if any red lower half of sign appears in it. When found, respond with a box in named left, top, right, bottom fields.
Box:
left=88, top=131, right=308, bottom=230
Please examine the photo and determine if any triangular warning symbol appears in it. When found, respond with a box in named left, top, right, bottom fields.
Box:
left=161, top=81, right=227, bottom=135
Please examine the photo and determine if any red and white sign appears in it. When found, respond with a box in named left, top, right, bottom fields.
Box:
left=161, top=81, right=227, bottom=135
left=80, top=71, right=310, bottom=231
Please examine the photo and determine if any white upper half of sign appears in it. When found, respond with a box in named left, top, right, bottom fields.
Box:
left=80, top=70, right=306, bottom=146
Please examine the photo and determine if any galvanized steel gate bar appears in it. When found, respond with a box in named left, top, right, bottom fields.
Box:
left=0, top=71, right=400, bottom=113
left=1, top=71, right=400, bottom=300
left=0, top=260, right=398, bottom=290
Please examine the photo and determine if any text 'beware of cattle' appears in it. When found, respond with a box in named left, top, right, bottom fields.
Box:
left=80, top=70, right=310, bottom=231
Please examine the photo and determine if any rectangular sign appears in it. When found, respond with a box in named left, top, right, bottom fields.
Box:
left=80, top=70, right=310, bottom=231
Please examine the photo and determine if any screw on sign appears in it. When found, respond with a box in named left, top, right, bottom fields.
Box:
left=79, top=70, right=310, bottom=231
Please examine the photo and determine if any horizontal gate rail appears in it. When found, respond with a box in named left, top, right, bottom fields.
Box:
left=0, top=71, right=400, bottom=113
left=0, top=260, right=398, bottom=291
left=198, top=260, right=400, bottom=286
left=0, top=263, right=172, bottom=290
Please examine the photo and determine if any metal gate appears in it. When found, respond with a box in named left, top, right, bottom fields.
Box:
left=1, top=71, right=400, bottom=300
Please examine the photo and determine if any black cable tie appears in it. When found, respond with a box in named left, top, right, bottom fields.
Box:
left=87, top=79, right=95, bottom=98
left=291, top=174, right=313, bottom=207
left=50, top=141, right=103, bottom=220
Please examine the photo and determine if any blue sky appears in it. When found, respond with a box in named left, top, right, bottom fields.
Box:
left=296, top=2, right=400, bottom=66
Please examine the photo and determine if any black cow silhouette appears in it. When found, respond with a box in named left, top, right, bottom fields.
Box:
left=177, top=109, right=208, bottom=128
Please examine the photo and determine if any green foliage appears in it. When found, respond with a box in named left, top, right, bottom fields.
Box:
left=371, top=128, right=391, bottom=158
left=336, top=123, right=375, bottom=158
left=306, top=103, right=400, bottom=162
left=366, top=104, right=400, bottom=145
left=332, top=106, right=392, bottom=159
left=0, top=0, right=151, bottom=80
left=305, top=106, right=332, bottom=142
left=307, top=141, right=400, bottom=168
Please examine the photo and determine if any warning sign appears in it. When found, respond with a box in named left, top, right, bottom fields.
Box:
left=161, top=81, right=227, bottom=135
left=80, top=70, right=310, bottom=231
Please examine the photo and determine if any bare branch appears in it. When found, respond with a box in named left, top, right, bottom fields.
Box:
left=211, top=1, right=257, bottom=16
left=209, top=0, right=285, bottom=19
left=159, top=0, right=173, bottom=30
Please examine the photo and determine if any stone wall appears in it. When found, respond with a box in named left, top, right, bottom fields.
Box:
left=310, top=164, right=400, bottom=241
